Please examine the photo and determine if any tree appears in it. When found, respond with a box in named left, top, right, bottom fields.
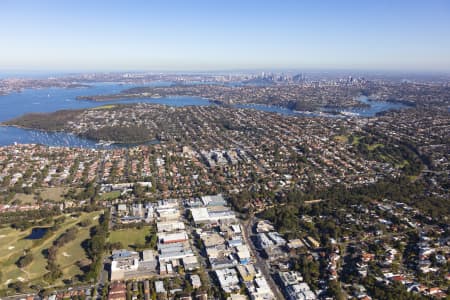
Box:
left=17, top=251, right=33, bottom=268
left=328, top=281, right=345, bottom=300
left=8, top=281, right=27, bottom=293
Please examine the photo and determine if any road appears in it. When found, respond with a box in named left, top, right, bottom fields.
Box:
left=0, top=285, right=94, bottom=300
left=242, top=216, right=285, bottom=300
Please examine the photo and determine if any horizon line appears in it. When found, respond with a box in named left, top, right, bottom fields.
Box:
left=2, top=67, right=450, bottom=76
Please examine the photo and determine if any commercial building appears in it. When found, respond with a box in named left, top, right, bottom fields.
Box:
left=158, top=242, right=194, bottom=263
left=285, top=282, right=316, bottom=300
left=158, top=231, right=189, bottom=244
left=183, top=255, right=200, bottom=270
left=110, top=249, right=158, bottom=281
left=200, top=194, right=227, bottom=206
left=247, top=276, right=276, bottom=300
left=278, top=271, right=303, bottom=287
left=157, top=220, right=185, bottom=232
left=236, top=244, right=251, bottom=264
left=215, top=268, right=240, bottom=293
left=237, top=264, right=257, bottom=282
left=190, top=207, right=235, bottom=225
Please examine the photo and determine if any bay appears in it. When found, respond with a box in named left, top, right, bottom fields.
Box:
left=0, top=82, right=211, bottom=148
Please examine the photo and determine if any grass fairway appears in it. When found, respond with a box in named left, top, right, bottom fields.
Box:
left=55, top=213, right=100, bottom=283
left=38, top=187, right=70, bottom=202
left=367, top=143, right=384, bottom=151
left=0, top=211, right=101, bottom=289
left=0, top=227, right=33, bottom=286
left=100, top=190, right=121, bottom=201
left=109, top=227, right=150, bottom=249
left=11, top=187, right=71, bottom=205
left=11, top=193, right=35, bottom=204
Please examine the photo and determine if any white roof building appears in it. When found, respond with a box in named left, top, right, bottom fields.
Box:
left=157, top=220, right=185, bottom=232
left=249, top=276, right=276, bottom=300
left=190, top=207, right=210, bottom=223
left=201, top=194, right=227, bottom=206
left=215, top=268, right=240, bottom=293
left=155, top=281, right=166, bottom=294
left=286, top=283, right=316, bottom=300
left=190, top=274, right=202, bottom=289
left=190, top=207, right=236, bottom=224
left=236, top=244, right=251, bottom=261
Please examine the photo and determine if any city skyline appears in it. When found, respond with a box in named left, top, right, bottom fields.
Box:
left=1, top=0, right=450, bottom=72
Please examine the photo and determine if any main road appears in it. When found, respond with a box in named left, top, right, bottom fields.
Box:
left=241, top=216, right=285, bottom=300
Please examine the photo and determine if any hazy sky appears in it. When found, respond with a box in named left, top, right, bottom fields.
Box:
left=1, top=0, right=450, bottom=72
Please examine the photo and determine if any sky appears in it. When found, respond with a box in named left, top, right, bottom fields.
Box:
left=1, top=0, right=450, bottom=72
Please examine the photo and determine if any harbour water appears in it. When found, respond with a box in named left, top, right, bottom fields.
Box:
left=0, top=83, right=211, bottom=148
left=0, top=83, right=408, bottom=148
left=337, top=96, right=408, bottom=117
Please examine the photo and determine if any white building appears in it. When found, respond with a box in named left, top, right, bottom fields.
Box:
left=286, top=283, right=316, bottom=300
left=248, top=276, right=275, bottom=300
left=201, top=194, right=227, bottom=206
left=215, top=268, right=240, bottom=293
left=157, top=220, right=186, bottom=232
left=190, top=207, right=235, bottom=224
left=190, top=274, right=202, bottom=289
left=155, top=281, right=166, bottom=294
left=110, top=249, right=157, bottom=281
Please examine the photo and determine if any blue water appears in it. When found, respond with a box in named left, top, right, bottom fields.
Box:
left=0, top=83, right=211, bottom=147
left=26, top=227, right=49, bottom=240
left=0, top=83, right=407, bottom=148
left=0, top=126, right=101, bottom=148
left=337, top=96, right=408, bottom=117
left=0, top=81, right=192, bottom=122
left=235, top=96, right=408, bottom=118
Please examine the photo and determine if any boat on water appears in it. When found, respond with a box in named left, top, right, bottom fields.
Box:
left=340, top=111, right=360, bottom=117
left=95, top=140, right=114, bottom=146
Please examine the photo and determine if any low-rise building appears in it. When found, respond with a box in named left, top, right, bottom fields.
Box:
left=237, top=264, right=257, bottom=282
left=110, top=249, right=157, bottom=281
left=157, top=220, right=186, bottom=232
left=236, top=244, right=251, bottom=264
left=158, top=231, right=189, bottom=244
left=286, top=282, right=316, bottom=300
left=278, top=271, right=303, bottom=287
left=108, top=282, right=126, bottom=300
left=215, top=268, right=240, bottom=293
left=155, top=281, right=166, bottom=294
left=190, top=207, right=236, bottom=225
left=183, top=255, right=200, bottom=270
left=190, top=274, right=202, bottom=289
